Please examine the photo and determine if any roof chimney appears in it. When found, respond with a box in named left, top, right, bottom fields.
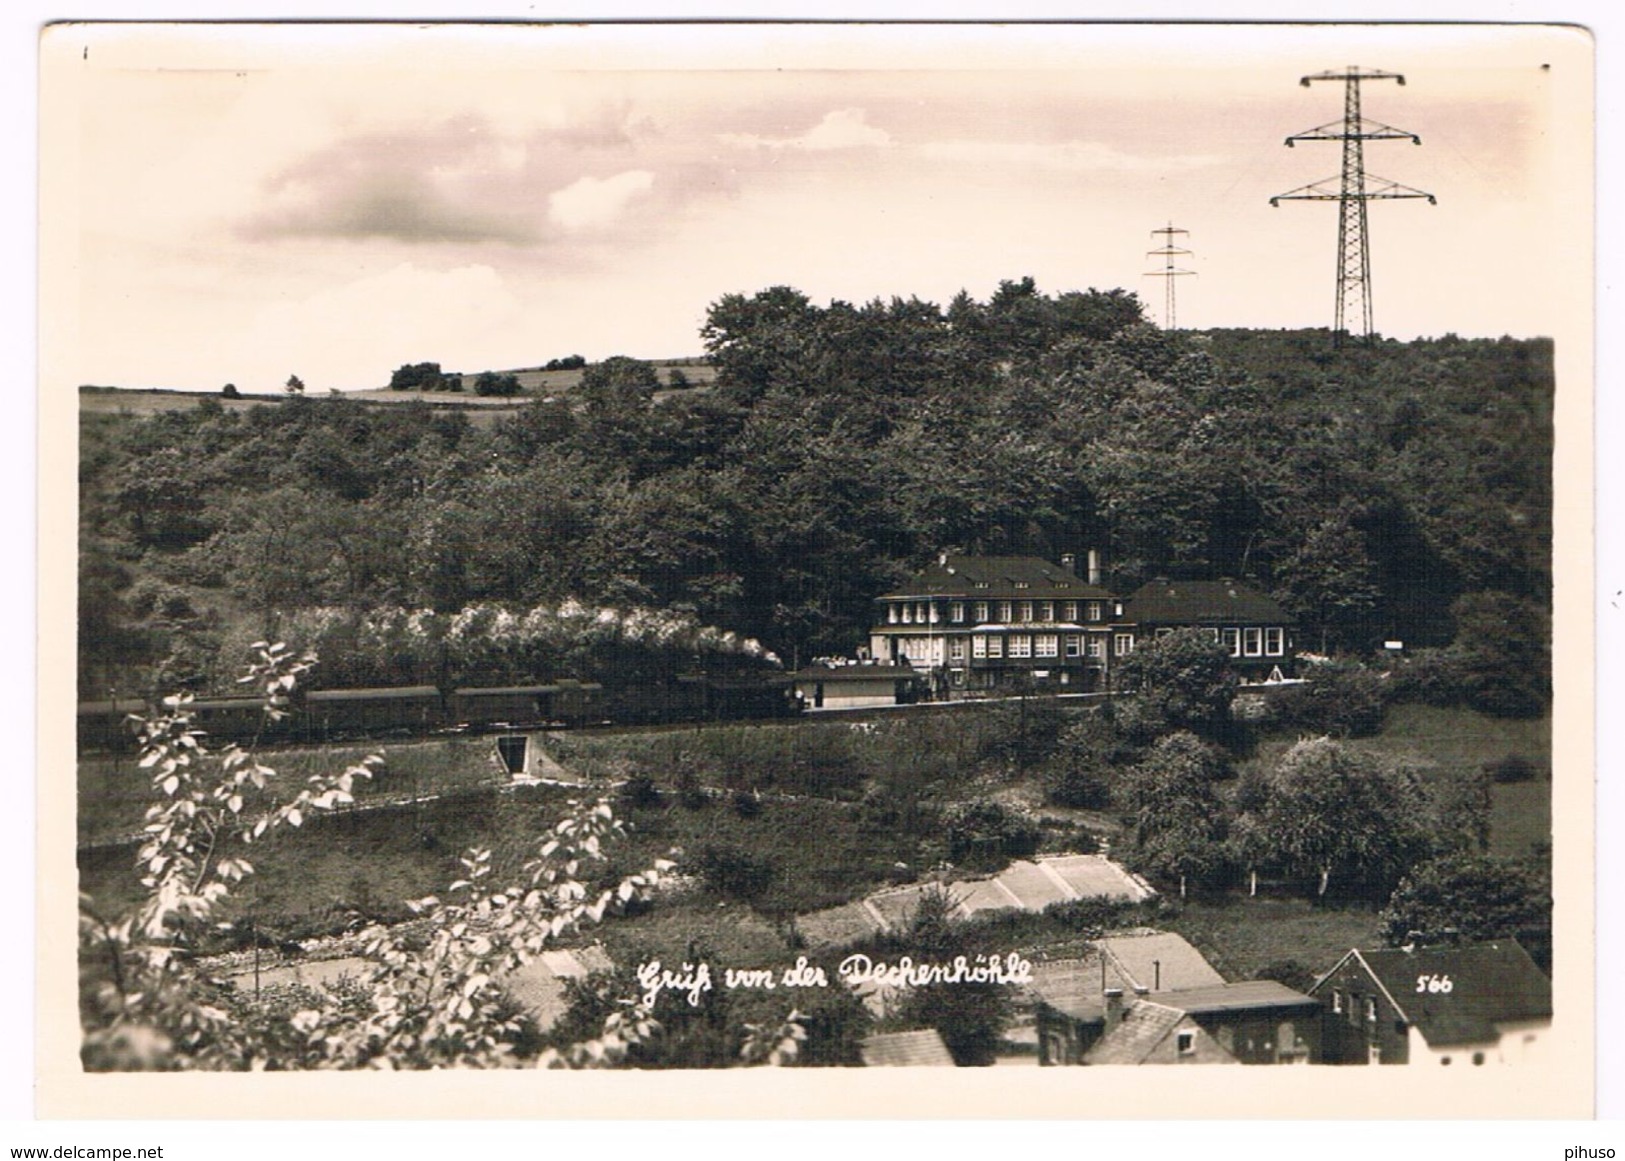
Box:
left=1060, top=552, right=1077, bottom=574
left=1087, top=548, right=1102, bottom=586
left=1104, top=987, right=1125, bottom=1031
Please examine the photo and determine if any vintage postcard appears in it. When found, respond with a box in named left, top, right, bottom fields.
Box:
left=37, top=21, right=1594, bottom=1119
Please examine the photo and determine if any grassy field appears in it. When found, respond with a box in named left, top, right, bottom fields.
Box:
left=77, top=734, right=511, bottom=846
left=78, top=358, right=717, bottom=417
left=1249, top=703, right=1551, bottom=857
left=78, top=699, right=1550, bottom=972
left=78, top=771, right=916, bottom=949
left=1154, top=897, right=1383, bottom=984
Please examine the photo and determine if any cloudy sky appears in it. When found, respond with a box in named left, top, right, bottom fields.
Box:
left=41, top=22, right=1589, bottom=392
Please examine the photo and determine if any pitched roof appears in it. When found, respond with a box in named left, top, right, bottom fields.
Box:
left=1125, top=579, right=1293, bottom=626
left=1157, top=979, right=1320, bottom=1016
left=881, top=555, right=1115, bottom=602
left=861, top=1028, right=956, bottom=1067
left=1098, top=931, right=1227, bottom=994
left=1081, top=1001, right=1188, bottom=1065
left=1338, top=942, right=1552, bottom=1048
left=1027, top=932, right=1225, bottom=1022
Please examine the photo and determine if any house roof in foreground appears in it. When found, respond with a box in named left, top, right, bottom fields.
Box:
left=1312, top=941, right=1551, bottom=1048
left=860, top=1028, right=956, bottom=1067
left=1081, top=1002, right=1190, bottom=1066
left=1028, top=931, right=1226, bottom=1022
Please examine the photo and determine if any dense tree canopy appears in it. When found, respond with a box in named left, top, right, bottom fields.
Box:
left=79, top=281, right=1553, bottom=701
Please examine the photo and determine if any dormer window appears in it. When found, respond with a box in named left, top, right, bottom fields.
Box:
left=1014, top=581, right=1030, bottom=590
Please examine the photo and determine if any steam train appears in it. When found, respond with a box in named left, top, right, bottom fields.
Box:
left=77, top=672, right=802, bottom=753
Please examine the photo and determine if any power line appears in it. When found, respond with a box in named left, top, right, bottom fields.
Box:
left=1271, top=66, right=1436, bottom=346
left=1144, top=223, right=1195, bottom=331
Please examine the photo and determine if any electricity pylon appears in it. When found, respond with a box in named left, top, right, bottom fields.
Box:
left=1144, top=224, right=1195, bottom=330
left=1271, top=66, right=1435, bottom=346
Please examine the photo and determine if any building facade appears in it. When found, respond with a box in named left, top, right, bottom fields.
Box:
left=1309, top=941, right=1551, bottom=1066
left=869, top=554, right=1298, bottom=694
left=869, top=552, right=1128, bottom=694
left=1124, top=578, right=1298, bottom=681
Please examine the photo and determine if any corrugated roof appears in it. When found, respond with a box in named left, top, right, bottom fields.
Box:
left=1158, top=979, right=1319, bottom=1016
left=1125, top=579, right=1293, bottom=626
left=861, top=1028, right=956, bottom=1067
left=1028, top=953, right=1110, bottom=1022
left=1356, top=942, right=1551, bottom=1047
left=1027, top=933, right=1225, bottom=1023
left=1082, top=1002, right=1187, bottom=1066
left=881, top=555, right=1116, bottom=601
left=1099, top=932, right=1226, bottom=994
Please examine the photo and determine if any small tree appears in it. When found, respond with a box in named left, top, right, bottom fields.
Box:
left=1123, top=731, right=1230, bottom=897
left=1380, top=852, right=1552, bottom=972
left=1237, top=736, right=1432, bottom=900
left=284, top=374, right=305, bottom=396
left=78, top=644, right=689, bottom=1071
left=221, top=383, right=240, bottom=398
left=1112, top=627, right=1238, bottom=741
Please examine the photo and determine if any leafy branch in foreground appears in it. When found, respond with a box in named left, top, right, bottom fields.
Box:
left=78, top=644, right=708, bottom=1071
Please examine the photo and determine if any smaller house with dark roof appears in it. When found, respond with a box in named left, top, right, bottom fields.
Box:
left=1124, top=578, right=1298, bottom=679
left=860, top=1028, right=956, bottom=1067
left=1308, top=941, right=1551, bottom=1066
left=1082, top=980, right=1321, bottom=1066
left=1030, top=930, right=1226, bottom=1064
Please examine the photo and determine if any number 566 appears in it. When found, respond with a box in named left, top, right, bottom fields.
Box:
left=1416, top=974, right=1454, bottom=994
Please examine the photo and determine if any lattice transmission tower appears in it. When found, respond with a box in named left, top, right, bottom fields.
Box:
left=1144, top=224, right=1195, bottom=330
left=1271, top=66, right=1435, bottom=346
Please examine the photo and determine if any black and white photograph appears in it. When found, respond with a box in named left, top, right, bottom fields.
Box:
left=35, top=19, right=1595, bottom=1121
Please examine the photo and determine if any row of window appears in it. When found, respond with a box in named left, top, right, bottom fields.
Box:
left=886, top=604, right=1286, bottom=658
left=960, top=633, right=1132, bottom=661
left=1330, top=989, right=1380, bottom=1024
left=1152, top=626, right=1288, bottom=657
left=888, top=599, right=1107, bottom=626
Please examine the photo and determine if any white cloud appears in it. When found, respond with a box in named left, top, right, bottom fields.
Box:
left=720, top=108, right=891, bottom=151
left=548, top=170, right=656, bottom=231
left=919, top=139, right=1220, bottom=173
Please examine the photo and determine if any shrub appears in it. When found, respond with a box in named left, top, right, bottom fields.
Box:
left=1382, top=646, right=1470, bottom=708
left=942, top=801, right=1041, bottom=870
left=617, top=773, right=663, bottom=812
left=1485, top=753, right=1540, bottom=783
left=697, top=843, right=777, bottom=902
left=1251, top=959, right=1316, bottom=994
left=1045, top=759, right=1113, bottom=810
left=1268, top=662, right=1387, bottom=737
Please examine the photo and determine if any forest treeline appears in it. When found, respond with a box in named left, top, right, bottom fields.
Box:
left=78, top=278, right=1552, bottom=698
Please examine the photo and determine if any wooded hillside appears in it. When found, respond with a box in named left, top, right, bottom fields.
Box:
left=78, top=279, right=1552, bottom=697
